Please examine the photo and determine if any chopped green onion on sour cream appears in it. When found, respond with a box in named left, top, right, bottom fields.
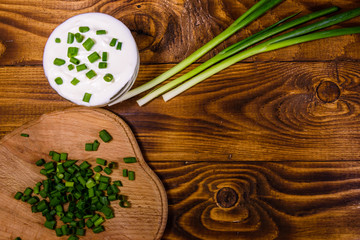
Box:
left=43, top=13, right=139, bottom=106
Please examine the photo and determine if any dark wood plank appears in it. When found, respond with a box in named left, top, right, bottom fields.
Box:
left=1, top=62, right=360, bottom=161
left=0, top=0, right=359, bottom=65
left=150, top=161, right=360, bottom=240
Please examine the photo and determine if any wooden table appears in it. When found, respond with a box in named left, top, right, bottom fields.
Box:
left=1, top=0, right=360, bottom=239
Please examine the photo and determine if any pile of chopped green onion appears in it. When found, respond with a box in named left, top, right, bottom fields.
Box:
left=53, top=26, right=121, bottom=103
left=114, top=0, right=360, bottom=106
left=14, top=129, right=137, bottom=239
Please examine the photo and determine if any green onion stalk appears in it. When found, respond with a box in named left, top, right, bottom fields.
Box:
left=163, top=25, right=360, bottom=101
left=137, top=6, right=342, bottom=106
left=114, top=0, right=284, bottom=104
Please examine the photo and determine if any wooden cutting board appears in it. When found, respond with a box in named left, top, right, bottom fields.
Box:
left=0, top=107, right=168, bottom=240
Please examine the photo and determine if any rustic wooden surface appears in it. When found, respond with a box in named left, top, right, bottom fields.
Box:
left=0, top=107, right=167, bottom=240
left=1, top=0, right=360, bottom=239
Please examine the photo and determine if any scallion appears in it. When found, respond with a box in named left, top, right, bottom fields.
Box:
left=118, top=0, right=284, bottom=101
left=55, top=77, right=63, bottom=85
left=71, top=78, right=80, bottom=86
left=87, top=52, right=101, bottom=63
left=103, top=73, right=113, bottom=82
left=96, top=30, right=107, bottom=35
left=79, top=26, right=90, bottom=33
left=67, top=32, right=74, bottom=44
left=53, top=58, right=65, bottom=66
left=86, top=70, right=97, bottom=79
left=82, top=38, right=95, bottom=51
left=82, top=92, right=92, bottom=103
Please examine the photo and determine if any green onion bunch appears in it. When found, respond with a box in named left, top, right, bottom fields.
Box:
left=111, top=0, right=360, bottom=106
left=14, top=130, right=137, bottom=239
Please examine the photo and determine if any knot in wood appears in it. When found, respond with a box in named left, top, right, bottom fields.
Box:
left=216, top=187, right=239, bottom=208
left=316, top=81, right=340, bottom=103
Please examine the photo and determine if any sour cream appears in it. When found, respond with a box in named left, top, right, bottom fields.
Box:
left=43, top=13, right=139, bottom=106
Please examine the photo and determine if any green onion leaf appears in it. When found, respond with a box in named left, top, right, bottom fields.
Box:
left=82, top=92, right=92, bottom=103
left=55, top=38, right=61, bottom=43
left=102, top=52, right=108, bottom=61
left=82, top=38, right=95, bottom=51
left=67, top=32, right=74, bottom=44
left=76, top=64, right=87, bottom=72
left=103, top=73, right=113, bottom=82
left=109, top=38, right=117, bottom=47
left=53, top=58, right=65, bottom=66
left=55, top=77, right=63, bottom=85
left=99, top=130, right=112, bottom=142
left=67, top=47, right=79, bottom=57
left=116, top=42, right=122, bottom=50
left=98, top=62, right=107, bottom=69
left=75, top=33, right=84, bottom=43
left=70, top=57, right=80, bottom=65
left=79, top=26, right=90, bottom=33
left=88, top=52, right=101, bottom=63
left=96, top=30, right=107, bottom=35
left=71, top=78, right=80, bottom=86
left=86, top=70, right=97, bottom=79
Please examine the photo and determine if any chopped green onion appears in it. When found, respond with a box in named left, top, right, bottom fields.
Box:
left=79, top=161, right=91, bottom=170
left=109, top=38, right=117, bottom=47
left=68, top=57, right=80, bottom=65
left=55, top=77, right=63, bottom=85
left=71, top=78, right=80, bottom=86
left=67, top=47, right=79, bottom=57
left=44, top=220, right=56, bottom=230
left=103, top=73, right=113, bottom=82
left=87, top=52, right=101, bottom=63
left=67, top=32, right=74, bottom=44
left=102, top=52, right=108, bottom=61
left=128, top=171, right=135, bottom=180
left=55, top=228, right=63, bottom=237
left=104, top=167, right=112, bottom=175
left=14, top=192, right=23, bottom=200
left=123, top=169, right=128, bottom=177
left=113, top=180, right=122, bottom=186
left=20, top=133, right=29, bottom=137
left=79, top=26, right=90, bottom=33
left=92, top=140, right=100, bottom=151
left=60, top=153, right=68, bottom=161
left=55, top=38, right=61, bottom=43
left=76, top=64, right=87, bottom=72
left=86, top=70, right=97, bottom=79
left=75, top=32, right=84, bottom=43
left=36, top=158, right=45, bottom=166
left=82, top=92, right=92, bottom=103
left=52, top=152, right=60, bottom=162
left=53, top=58, right=65, bottom=66
left=116, top=42, right=122, bottom=50
left=96, top=30, right=107, bottom=35
left=85, top=143, right=93, bottom=151
left=123, top=157, right=137, bottom=163
left=82, top=38, right=95, bottom=51
left=93, top=166, right=102, bottom=172
left=68, top=235, right=79, bottom=240
left=93, top=225, right=105, bottom=233
left=95, top=158, right=107, bottom=166
left=68, top=64, right=74, bottom=71
left=98, top=62, right=107, bottom=69
left=65, top=181, right=74, bottom=187
left=99, top=129, right=112, bottom=142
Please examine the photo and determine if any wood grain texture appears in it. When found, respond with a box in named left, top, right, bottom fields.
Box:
left=0, top=0, right=359, bottom=65
left=2, top=61, right=360, bottom=162
left=150, top=161, right=360, bottom=240
left=0, top=107, right=167, bottom=240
